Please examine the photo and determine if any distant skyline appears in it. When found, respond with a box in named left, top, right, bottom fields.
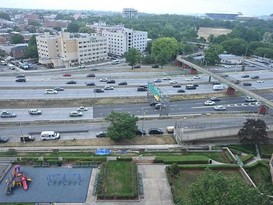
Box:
left=0, top=0, right=272, bottom=16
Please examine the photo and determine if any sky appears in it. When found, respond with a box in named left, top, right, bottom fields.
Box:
left=0, top=0, right=272, bottom=16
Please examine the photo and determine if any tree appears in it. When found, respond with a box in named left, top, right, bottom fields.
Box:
left=0, top=12, right=11, bottom=21
left=10, top=34, right=24, bottom=44
left=238, top=119, right=269, bottom=145
left=204, top=44, right=224, bottom=65
left=79, top=27, right=95, bottom=34
left=124, top=48, right=141, bottom=69
left=221, top=38, right=247, bottom=56
left=189, top=170, right=270, bottom=205
left=25, top=35, right=38, bottom=58
left=105, top=111, right=138, bottom=142
left=151, top=37, right=178, bottom=68
left=66, top=22, right=80, bottom=33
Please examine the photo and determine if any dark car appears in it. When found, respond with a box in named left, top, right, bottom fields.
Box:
left=154, top=103, right=167, bottom=110
left=96, top=131, right=106, bottom=138
left=0, top=136, right=9, bottom=143
left=139, top=85, right=148, bottom=89
left=210, top=97, right=221, bottom=101
left=148, top=128, right=164, bottom=135
left=86, top=74, right=96, bottom=77
left=0, top=111, right=16, bottom=118
left=54, top=87, right=64, bottom=91
left=137, top=87, right=147, bottom=92
left=107, top=80, right=116, bottom=84
left=15, top=78, right=26, bottom=82
left=152, top=64, right=159, bottom=68
left=94, top=88, right=104, bottom=93
left=66, top=80, right=77, bottom=84
left=20, top=135, right=35, bottom=142
left=133, top=65, right=141, bottom=68
left=136, top=129, right=146, bottom=136
left=118, top=81, right=128, bottom=85
left=173, top=84, right=182, bottom=88
left=150, top=101, right=160, bottom=106
left=212, top=82, right=221, bottom=85
left=16, top=74, right=25, bottom=78
left=241, top=74, right=249, bottom=78
left=86, top=82, right=96, bottom=86
left=251, top=76, right=259, bottom=79
left=185, top=85, right=196, bottom=90
left=177, top=89, right=185, bottom=93
left=243, top=82, right=252, bottom=86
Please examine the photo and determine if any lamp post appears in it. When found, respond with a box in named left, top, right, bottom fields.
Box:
left=141, top=108, right=145, bottom=137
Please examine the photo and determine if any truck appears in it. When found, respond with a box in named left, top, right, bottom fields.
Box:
left=213, top=84, right=224, bottom=91
left=20, top=135, right=35, bottom=142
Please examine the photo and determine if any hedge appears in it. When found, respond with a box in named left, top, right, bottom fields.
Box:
left=176, top=164, right=239, bottom=170
left=241, top=154, right=255, bottom=164
left=155, top=155, right=209, bottom=164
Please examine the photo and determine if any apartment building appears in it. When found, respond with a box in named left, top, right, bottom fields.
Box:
left=36, top=32, right=108, bottom=68
left=90, top=23, right=148, bottom=57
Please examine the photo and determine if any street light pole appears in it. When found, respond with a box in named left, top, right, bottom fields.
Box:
left=141, top=108, right=145, bottom=137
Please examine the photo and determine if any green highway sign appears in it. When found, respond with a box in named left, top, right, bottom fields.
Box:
left=148, top=82, right=161, bottom=99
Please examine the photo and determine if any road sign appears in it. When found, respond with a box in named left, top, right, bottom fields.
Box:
left=148, top=82, right=161, bottom=99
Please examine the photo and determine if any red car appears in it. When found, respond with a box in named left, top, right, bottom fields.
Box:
left=63, top=73, right=71, bottom=77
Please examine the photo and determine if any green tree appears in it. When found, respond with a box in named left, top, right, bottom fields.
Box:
left=204, top=44, right=224, bottom=65
left=221, top=38, right=247, bottom=56
left=254, top=47, right=273, bottom=59
left=79, top=27, right=95, bottom=34
left=105, top=111, right=138, bottom=142
left=0, top=12, right=11, bottom=21
left=151, top=37, right=178, bottom=68
left=189, top=170, right=270, bottom=205
left=10, top=34, right=24, bottom=44
left=238, top=119, right=269, bottom=145
left=25, top=35, right=38, bottom=58
left=67, top=22, right=80, bottom=33
left=125, top=48, right=141, bottom=69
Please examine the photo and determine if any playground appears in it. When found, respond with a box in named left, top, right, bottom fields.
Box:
left=0, top=165, right=92, bottom=203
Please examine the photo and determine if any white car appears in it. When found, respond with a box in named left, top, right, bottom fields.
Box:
left=245, top=96, right=257, bottom=102
left=185, top=78, right=193, bottom=81
left=193, top=76, right=201, bottom=79
left=77, top=106, right=88, bottom=112
left=79, top=65, right=85, bottom=68
left=169, top=80, right=178, bottom=84
left=214, top=105, right=226, bottom=111
left=45, top=89, right=57, bottom=94
left=257, top=80, right=264, bottom=83
left=204, top=100, right=216, bottom=106
left=104, top=86, right=114, bottom=90
left=28, top=109, right=42, bottom=115
left=69, top=111, right=83, bottom=117
left=163, top=76, right=171, bottom=80
left=100, top=78, right=108, bottom=82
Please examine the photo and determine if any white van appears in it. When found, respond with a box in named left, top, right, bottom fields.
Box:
left=213, top=84, right=224, bottom=91
left=40, top=131, right=60, bottom=140
left=111, top=59, right=120, bottom=65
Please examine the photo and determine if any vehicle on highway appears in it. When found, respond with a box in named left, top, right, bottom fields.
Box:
left=243, top=82, right=252, bottom=86
left=69, top=111, right=83, bottom=117
left=193, top=76, right=201, bottom=79
left=212, top=82, right=221, bottom=85
left=106, top=80, right=115, bottom=84
left=210, top=97, right=221, bottom=101
left=77, top=106, right=88, bottom=111
left=185, top=85, right=196, bottom=90
left=66, top=80, right=77, bottom=84
left=150, top=101, right=160, bottom=106
left=96, top=131, right=106, bottom=138
left=86, top=82, right=95, bottom=86
left=20, top=135, right=35, bottom=142
left=136, top=129, right=146, bottom=136
left=40, top=131, right=60, bottom=140
left=104, top=86, right=114, bottom=90
left=213, top=84, right=224, bottom=91
left=214, top=105, right=226, bottom=111
left=79, top=65, right=85, bottom=68
left=151, top=64, right=159, bottom=68
left=153, top=79, right=162, bottom=83
left=257, top=80, right=264, bottom=83
left=0, top=111, right=16, bottom=118
left=100, top=78, right=108, bottom=82
left=166, top=126, right=174, bottom=134
left=118, top=81, right=127, bottom=85
left=45, top=89, right=58, bottom=94
left=185, top=77, right=193, bottom=81
left=15, top=78, right=26, bottom=82
left=154, top=103, right=167, bottom=110
left=163, top=76, right=172, bottom=80
left=251, top=75, right=259, bottom=79
left=0, top=136, right=9, bottom=143
left=221, top=74, right=229, bottom=77
left=148, top=128, right=164, bottom=135
left=94, top=88, right=104, bottom=93
left=86, top=74, right=95, bottom=77
left=133, top=65, right=141, bottom=68
left=54, top=87, right=64, bottom=91
left=245, top=96, right=257, bottom=102
left=177, top=89, right=185, bottom=93
left=28, top=109, right=42, bottom=115
left=173, top=84, right=182, bottom=88
left=137, top=87, right=147, bottom=92
left=169, top=80, right=178, bottom=84
left=204, top=100, right=216, bottom=106
left=63, top=73, right=72, bottom=77
left=16, top=74, right=25, bottom=78
left=111, top=59, right=120, bottom=65
left=241, top=74, right=249, bottom=78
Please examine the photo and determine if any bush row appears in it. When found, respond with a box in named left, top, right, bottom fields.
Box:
left=241, top=154, right=255, bottom=164
left=154, top=155, right=209, bottom=164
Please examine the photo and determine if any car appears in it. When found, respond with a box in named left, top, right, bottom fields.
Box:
left=148, top=128, right=164, bottom=135
left=169, top=80, right=178, bottom=84
left=106, top=80, right=115, bottom=84
left=86, top=74, right=95, bottom=77
left=0, top=111, right=16, bottom=118
left=20, top=135, right=35, bottom=142
left=241, top=74, right=249, bottom=78
left=153, top=79, right=162, bottom=83
left=118, top=81, right=127, bottom=85
left=212, top=82, right=221, bottom=85
left=221, top=74, right=229, bottom=77
left=154, top=103, right=167, bottom=110
left=214, top=105, right=226, bottom=111
left=15, top=78, right=26, bottom=82
left=150, top=101, right=160, bottom=106
left=139, top=85, right=148, bottom=89
left=133, top=65, right=141, bottom=68
left=79, top=65, right=85, bottom=68
left=210, top=97, right=221, bottom=101
left=193, top=84, right=199, bottom=87
left=94, top=88, right=104, bottom=93
left=63, top=73, right=72, bottom=77
left=77, top=106, right=88, bottom=111
left=28, top=109, right=42, bottom=115
left=151, top=64, right=159, bottom=68
left=54, top=87, right=64, bottom=91
left=45, top=89, right=58, bottom=94
left=163, top=76, right=172, bottom=80
left=257, top=80, right=264, bottom=83
left=204, top=100, right=216, bottom=106
left=166, top=126, right=175, bottom=134
left=177, top=89, right=185, bottom=93
left=193, top=76, right=201, bottom=79
left=251, top=76, right=259, bottom=79
left=16, top=74, right=25, bottom=78
left=136, top=129, right=146, bottom=136
left=173, top=84, right=182, bottom=88
left=66, top=80, right=77, bottom=84
left=243, top=82, right=252, bottom=86
left=96, top=131, right=106, bottom=138
left=86, top=82, right=96, bottom=86
left=100, top=78, right=108, bottom=82
left=245, top=96, right=257, bottom=102
left=0, top=136, right=9, bottom=143
left=185, top=85, right=196, bottom=90
left=104, top=86, right=114, bottom=90
left=69, top=111, right=83, bottom=117
left=137, top=87, right=147, bottom=92
left=185, top=78, right=193, bottom=81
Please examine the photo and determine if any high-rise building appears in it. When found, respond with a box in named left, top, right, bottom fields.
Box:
left=122, top=8, right=138, bottom=19
left=36, top=32, right=108, bottom=68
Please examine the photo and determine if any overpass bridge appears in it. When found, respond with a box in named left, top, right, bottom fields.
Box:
left=176, top=55, right=273, bottom=112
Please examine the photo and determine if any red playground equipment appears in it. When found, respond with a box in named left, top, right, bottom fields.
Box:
left=5, top=165, right=32, bottom=195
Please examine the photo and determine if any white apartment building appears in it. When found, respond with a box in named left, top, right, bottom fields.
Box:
left=89, top=23, right=148, bottom=57
left=36, top=32, right=108, bottom=68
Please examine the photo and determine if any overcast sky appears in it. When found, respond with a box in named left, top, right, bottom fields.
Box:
left=0, top=0, right=272, bottom=16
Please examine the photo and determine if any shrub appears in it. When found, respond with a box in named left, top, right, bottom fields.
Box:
left=241, top=154, right=254, bottom=164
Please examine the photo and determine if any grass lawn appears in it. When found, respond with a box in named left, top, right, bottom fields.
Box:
left=227, top=144, right=256, bottom=155
left=259, top=144, right=273, bottom=158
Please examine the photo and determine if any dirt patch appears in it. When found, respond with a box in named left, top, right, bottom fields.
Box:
left=198, top=27, right=232, bottom=40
